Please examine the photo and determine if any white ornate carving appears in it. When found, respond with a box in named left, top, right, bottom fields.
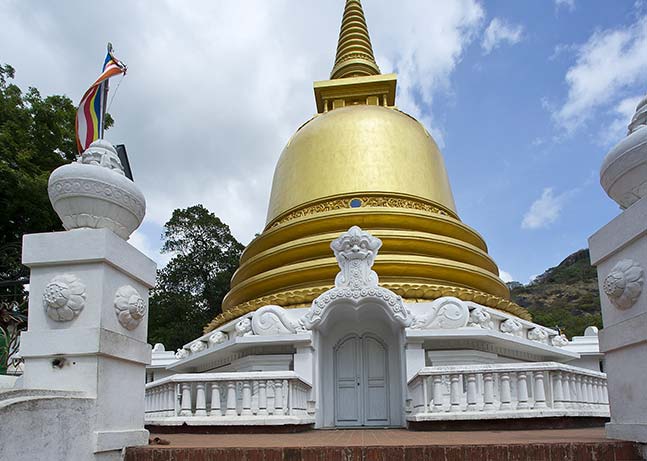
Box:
left=528, top=327, right=549, bottom=342
left=43, top=273, right=86, bottom=322
left=603, top=259, right=644, bottom=310
left=235, top=317, right=254, bottom=337
left=48, top=140, right=146, bottom=240
left=500, top=318, right=523, bottom=336
left=551, top=334, right=569, bottom=347
left=302, top=226, right=411, bottom=329
left=175, top=348, right=189, bottom=360
left=251, top=305, right=305, bottom=336
left=208, top=331, right=228, bottom=345
left=79, top=139, right=125, bottom=174
left=189, top=341, right=206, bottom=353
left=467, top=306, right=494, bottom=329
left=114, top=285, right=146, bottom=330
left=411, top=297, right=469, bottom=330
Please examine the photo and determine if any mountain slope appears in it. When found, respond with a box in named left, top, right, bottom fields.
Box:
left=508, top=249, right=602, bottom=338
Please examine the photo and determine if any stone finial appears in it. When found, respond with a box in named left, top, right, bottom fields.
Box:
left=48, top=140, right=145, bottom=239
left=330, top=225, right=382, bottom=289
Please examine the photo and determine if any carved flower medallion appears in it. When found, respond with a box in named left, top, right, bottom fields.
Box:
left=114, top=285, right=147, bottom=330
left=43, top=274, right=86, bottom=322
left=603, top=259, right=644, bottom=310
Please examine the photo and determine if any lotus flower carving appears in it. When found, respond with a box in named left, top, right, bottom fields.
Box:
left=43, top=274, right=86, bottom=322
left=114, top=285, right=146, bottom=330
left=603, top=259, right=644, bottom=310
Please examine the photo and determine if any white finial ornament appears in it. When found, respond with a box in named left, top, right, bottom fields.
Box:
left=48, top=139, right=145, bottom=239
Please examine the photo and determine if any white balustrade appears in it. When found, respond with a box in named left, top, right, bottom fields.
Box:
left=407, top=362, right=609, bottom=422
left=145, top=371, right=313, bottom=426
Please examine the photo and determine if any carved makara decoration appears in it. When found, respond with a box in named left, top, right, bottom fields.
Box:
left=500, top=318, right=523, bottom=336
left=43, top=274, right=86, bottom=322
left=175, top=348, right=189, bottom=360
left=114, top=285, right=146, bottom=330
left=302, top=226, right=411, bottom=329
left=234, top=317, right=254, bottom=337
left=189, top=341, right=206, bottom=353
left=251, top=305, right=305, bottom=336
left=603, top=259, right=644, bottom=310
left=467, top=306, right=494, bottom=329
left=528, top=327, right=549, bottom=342
left=551, top=334, right=569, bottom=347
left=411, top=297, right=469, bottom=330
left=208, top=331, right=228, bottom=345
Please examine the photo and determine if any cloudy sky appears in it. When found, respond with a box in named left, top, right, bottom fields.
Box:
left=2, top=0, right=646, bottom=284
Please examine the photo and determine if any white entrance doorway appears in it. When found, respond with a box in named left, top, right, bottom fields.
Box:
left=334, top=334, right=390, bottom=427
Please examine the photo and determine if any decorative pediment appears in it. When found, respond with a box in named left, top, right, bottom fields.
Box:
left=302, top=226, right=411, bottom=329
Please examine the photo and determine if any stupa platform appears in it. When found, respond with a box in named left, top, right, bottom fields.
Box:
left=124, top=427, right=643, bottom=460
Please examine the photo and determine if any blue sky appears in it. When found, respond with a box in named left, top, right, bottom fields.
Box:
left=1, top=0, right=645, bottom=284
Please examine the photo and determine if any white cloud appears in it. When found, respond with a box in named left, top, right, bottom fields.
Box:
left=481, top=18, right=524, bottom=55
left=521, top=188, right=566, bottom=230
left=0, top=1, right=485, bottom=245
left=499, top=270, right=515, bottom=283
left=555, top=0, right=575, bottom=11
left=553, top=15, right=647, bottom=132
left=128, top=228, right=170, bottom=268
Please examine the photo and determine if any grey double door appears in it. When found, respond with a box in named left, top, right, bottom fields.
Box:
left=334, top=334, right=390, bottom=427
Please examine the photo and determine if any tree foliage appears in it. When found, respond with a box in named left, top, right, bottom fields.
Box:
left=148, top=205, right=243, bottom=350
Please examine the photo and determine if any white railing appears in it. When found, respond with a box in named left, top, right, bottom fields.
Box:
left=145, top=371, right=314, bottom=425
left=407, top=362, right=609, bottom=421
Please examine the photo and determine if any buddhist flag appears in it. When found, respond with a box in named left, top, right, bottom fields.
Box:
left=75, top=46, right=127, bottom=153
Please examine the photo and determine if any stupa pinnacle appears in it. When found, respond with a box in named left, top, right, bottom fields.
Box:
left=206, top=0, right=529, bottom=332
left=330, top=0, right=380, bottom=79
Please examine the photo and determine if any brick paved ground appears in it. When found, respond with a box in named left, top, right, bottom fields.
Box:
left=124, top=428, right=644, bottom=460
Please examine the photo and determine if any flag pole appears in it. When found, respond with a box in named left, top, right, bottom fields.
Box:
left=100, top=42, right=113, bottom=139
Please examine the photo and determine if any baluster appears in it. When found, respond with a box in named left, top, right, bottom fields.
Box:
left=553, top=371, right=564, bottom=409
left=517, top=371, right=529, bottom=409
left=258, top=380, right=268, bottom=415
left=432, top=375, right=444, bottom=412
left=274, top=380, right=285, bottom=416
left=283, top=380, right=289, bottom=410
left=268, top=381, right=276, bottom=414
left=500, top=372, right=512, bottom=410
left=588, top=377, right=595, bottom=406
left=179, top=383, right=192, bottom=416
left=449, top=374, right=461, bottom=412
left=602, top=380, right=609, bottom=405
left=466, top=374, right=478, bottom=410
left=225, top=381, right=237, bottom=416
left=533, top=371, right=547, bottom=408
left=570, top=374, right=579, bottom=408
left=422, top=377, right=429, bottom=413
left=577, top=376, right=585, bottom=407
left=195, top=383, right=207, bottom=416
left=241, top=381, right=252, bottom=416
left=252, top=381, right=259, bottom=415
left=562, top=373, right=572, bottom=409
left=210, top=383, right=222, bottom=416
left=156, top=387, right=162, bottom=415
left=483, top=373, right=495, bottom=411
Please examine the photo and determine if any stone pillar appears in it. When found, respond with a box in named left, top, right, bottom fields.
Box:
left=590, top=196, right=647, bottom=443
left=19, top=227, right=156, bottom=458
left=591, top=98, right=647, bottom=444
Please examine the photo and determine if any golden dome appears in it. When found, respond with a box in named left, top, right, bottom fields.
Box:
left=266, top=104, right=456, bottom=225
left=204, top=0, right=530, bottom=332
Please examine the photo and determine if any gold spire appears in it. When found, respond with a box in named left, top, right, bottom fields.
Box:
left=330, top=0, right=381, bottom=79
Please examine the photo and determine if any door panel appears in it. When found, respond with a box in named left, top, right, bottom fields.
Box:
left=334, top=334, right=391, bottom=427
left=334, top=336, right=361, bottom=425
left=362, top=336, right=389, bottom=425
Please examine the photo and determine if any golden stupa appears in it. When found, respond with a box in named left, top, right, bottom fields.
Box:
left=206, top=0, right=529, bottom=332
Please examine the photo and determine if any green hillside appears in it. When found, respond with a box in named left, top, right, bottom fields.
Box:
left=509, top=249, right=602, bottom=339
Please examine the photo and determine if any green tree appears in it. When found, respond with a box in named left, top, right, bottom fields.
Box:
left=148, top=205, right=244, bottom=350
